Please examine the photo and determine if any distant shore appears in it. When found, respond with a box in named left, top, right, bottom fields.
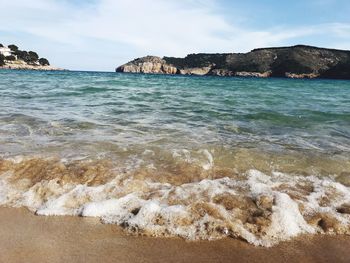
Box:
left=0, top=207, right=349, bottom=263
left=116, top=45, right=350, bottom=80
left=0, top=44, right=63, bottom=71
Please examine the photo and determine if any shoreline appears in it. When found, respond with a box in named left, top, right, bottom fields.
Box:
left=0, top=207, right=350, bottom=263
left=0, top=64, right=64, bottom=71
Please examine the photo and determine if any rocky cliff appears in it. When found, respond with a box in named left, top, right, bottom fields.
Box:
left=116, top=45, right=350, bottom=79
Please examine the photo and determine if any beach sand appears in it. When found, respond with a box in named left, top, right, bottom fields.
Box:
left=0, top=208, right=349, bottom=263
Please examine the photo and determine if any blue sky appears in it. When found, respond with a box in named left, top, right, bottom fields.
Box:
left=1, top=0, right=350, bottom=71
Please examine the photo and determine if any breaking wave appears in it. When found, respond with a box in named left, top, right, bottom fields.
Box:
left=0, top=155, right=350, bottom=247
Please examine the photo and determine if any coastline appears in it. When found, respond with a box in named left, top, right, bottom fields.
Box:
left=116, top=45, right=350, bottom=80
left=0, top=62, right=64, bottom=71
left=0, top=207, right=350, bottom=263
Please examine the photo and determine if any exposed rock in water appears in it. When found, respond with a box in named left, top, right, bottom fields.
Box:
left=117, top=56, right=178, bottom=74
left=116, top=45, right=350, bottom=80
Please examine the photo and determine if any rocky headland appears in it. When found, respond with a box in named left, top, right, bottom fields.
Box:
left=0, top=44, right=63, bottom=71
left=116, top=45, right=350, bottom=79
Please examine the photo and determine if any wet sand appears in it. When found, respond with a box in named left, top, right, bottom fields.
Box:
left=0, top=207, right=349, bottom=263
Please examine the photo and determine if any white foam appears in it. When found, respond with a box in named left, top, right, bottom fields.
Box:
left=263, top=192, right=314, bottom=245
left=0, top=168, right=350, bottom=247
left=200, top=149, right=214, bottom=170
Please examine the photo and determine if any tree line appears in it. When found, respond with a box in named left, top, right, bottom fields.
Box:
left=0, top=43, right=50, bottom=66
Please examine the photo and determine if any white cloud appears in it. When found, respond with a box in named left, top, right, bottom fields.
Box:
left=1, top=0, right=350, bottom=71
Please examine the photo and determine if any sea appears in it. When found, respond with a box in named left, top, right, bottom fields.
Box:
left=0, top=69, right=350, bottom=246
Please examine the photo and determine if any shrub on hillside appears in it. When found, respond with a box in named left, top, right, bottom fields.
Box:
left=8, top=45, right=18, bottom=52
left=28, top=51, right=39, bottom=61
left=4, top=44, right=49, bottom=66
left=5, top=55, right=16, bottom=61
left=14, top=50, right=38, bottom=63
left=15, top=50, right=25, bottom=61
left=14, top=50, right=27, bottom=60
left=39, top=58, right=50, bottom=66
left=0, top=44, right=3, bottom=47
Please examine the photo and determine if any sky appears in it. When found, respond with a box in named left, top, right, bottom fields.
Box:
left=1, top=0, right=350, bottom=71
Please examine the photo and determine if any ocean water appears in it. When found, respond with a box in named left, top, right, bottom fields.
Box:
left=0, top=69, right=350, bottom=246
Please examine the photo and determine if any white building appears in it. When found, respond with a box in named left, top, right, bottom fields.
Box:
left=0, top=47, right=13, bottom=57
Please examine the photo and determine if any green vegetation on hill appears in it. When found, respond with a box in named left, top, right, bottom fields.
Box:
left=15, top=50, right=40, bottom=64
left=164, top=46, right=350, bottom=78
left=164, top=53, right=230, bottom=69
left=1, top=44, right=50, bottom=66
left=117, top=45, right=350, bottom=79
left=5, top=55, right=16, bottom=61
left=8, top=45, right=18, bottom=52
left=15, top=50, right=37, bottom=63
left=39, top=58, right=50, bottom=66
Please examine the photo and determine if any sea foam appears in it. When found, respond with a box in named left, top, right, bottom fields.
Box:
left=0, top=162, right=350, bottom=247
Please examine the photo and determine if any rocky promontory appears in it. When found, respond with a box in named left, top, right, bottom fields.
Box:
left=0, top=44, right=63, bottom=71
left=116, top=45, right=350, bottom=79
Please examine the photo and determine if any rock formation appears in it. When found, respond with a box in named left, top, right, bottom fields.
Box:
left=117, top=56, right=178, bottom=74
left=116, top=45, right=350, bottom=80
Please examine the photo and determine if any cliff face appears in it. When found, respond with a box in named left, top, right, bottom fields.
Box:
left=116, top=45, right=350, bottom=79
left=117, top=56, right=178, bottom=74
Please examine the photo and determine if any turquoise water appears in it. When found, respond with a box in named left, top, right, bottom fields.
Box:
left=0, top=69, right=349, bottom=159
left=1, top=69, right=350, bottom=246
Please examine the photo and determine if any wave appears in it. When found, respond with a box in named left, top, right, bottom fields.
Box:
left=0, top=156, right=350, bottom=247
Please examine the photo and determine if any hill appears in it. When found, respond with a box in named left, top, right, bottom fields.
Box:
left=116, top=45, right=350, bottom=79
left=0, top=43, right=61, bottom=71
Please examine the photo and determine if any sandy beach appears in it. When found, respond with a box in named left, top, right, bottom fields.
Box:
left=0, top=207, right=348, bottom=263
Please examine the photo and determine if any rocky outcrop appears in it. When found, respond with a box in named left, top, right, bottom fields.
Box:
left=116, top=56, right=178, bottom=74
left=0, top=43, right=63, bottom=71
left=116, top=45, right=350, bottom=79
left=179, top=66, right=212, bottom=75
left=1, top=60, right=63, bottom=71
